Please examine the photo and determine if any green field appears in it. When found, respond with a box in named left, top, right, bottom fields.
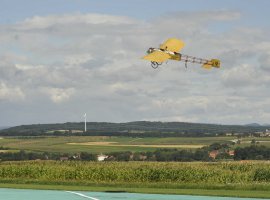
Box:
left=1, top=136, right=270, bottom=198
left=1, top=136, right=270, bottom=154
left=1, top=183, right=270, bottom=199
left=0, top=136, right=239, bottom=153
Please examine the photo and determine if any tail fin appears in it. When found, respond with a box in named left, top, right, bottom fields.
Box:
left=202, top=59, right=220, bottom=69
left=210, top=59, right=220, bottom=68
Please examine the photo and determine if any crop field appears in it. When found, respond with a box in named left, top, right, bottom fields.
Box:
left=0, top=136, right=235, bottom=153
left=239, top=137, right=270, bottom=147
left=0, top=161, right=270, bottom=192
left=0, top=136, right=270, bottom=154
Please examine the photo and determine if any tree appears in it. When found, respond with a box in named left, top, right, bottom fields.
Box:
left=80, top=152, right=97, bottom=161
left=251, top=139, right=256, bottom=145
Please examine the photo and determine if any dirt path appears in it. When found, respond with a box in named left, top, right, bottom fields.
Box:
left=68, top=142, right=204, bottom=148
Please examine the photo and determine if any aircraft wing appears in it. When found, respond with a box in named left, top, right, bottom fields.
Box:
left=159, top=38, right=185, bottom=53
left=142, top=51, right=170, bottom=63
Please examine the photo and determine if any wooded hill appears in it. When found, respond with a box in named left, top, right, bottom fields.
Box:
left=0, top=121, right=269, bottom=137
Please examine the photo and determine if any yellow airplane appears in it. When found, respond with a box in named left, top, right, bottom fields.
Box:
left=143, top=38, right=220, bottom=69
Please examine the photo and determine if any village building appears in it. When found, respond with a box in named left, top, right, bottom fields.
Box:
left=264, top=129, right=270, bottom=136
left=97, top=154, right=108, bottom=161
left=71, top=130, right=84, bottom=134
left=60, top=156, right=69, bottom=161
left=228, top=150, right=235, bottom=156
left=209, top=150, right=219, bottom=159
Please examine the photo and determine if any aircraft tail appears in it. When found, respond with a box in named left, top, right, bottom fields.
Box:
left=202, top=59, right=220, bottom=69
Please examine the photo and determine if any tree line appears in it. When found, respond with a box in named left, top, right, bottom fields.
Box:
left=1, top=121, right=269, bottom=137
left=0, top=150, right=97, bottom=161
left=2, top=144, right=270, bottom=162
left=234, top=145, right=270, bottom=160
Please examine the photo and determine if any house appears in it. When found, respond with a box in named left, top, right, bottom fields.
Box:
left=209, top=150, right=219, bottom=159
left=97, top=154, right=108, bottom=161
left=228, top=150, right=235, bottom=156
left=255, top=131, right=264, bottom=137
left=256, top=130, right=270, bottom=137
left=264, top=129, right=270, bottom=136
left=231, top=139, right=238, bottom=144
left=139, top=155, right=147, bottom=161
left=60, top=157, right=69, bottom=161
left=71, top=130, right=84, bottom=134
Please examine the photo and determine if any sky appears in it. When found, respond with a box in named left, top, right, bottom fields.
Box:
left=0, top=0, right=270, bottom=126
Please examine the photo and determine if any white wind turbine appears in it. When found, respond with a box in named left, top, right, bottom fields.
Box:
left=83, top=113, right=87, bottom=132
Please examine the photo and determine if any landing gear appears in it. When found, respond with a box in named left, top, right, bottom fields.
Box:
left=151, top=61, right=162, bottom=69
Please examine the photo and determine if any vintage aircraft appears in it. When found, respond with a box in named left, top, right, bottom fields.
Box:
left=143, top=38, right=220, bottom=69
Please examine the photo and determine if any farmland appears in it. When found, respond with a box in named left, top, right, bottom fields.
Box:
left=0, top=161, right=270, bottom=198
left=3, top=160, right=266, bottom=184
left=0, top=136, right=239, bottom=154
left=0, top=136, right=270, bottom=154
left=1, top=135, right=270, bottom=197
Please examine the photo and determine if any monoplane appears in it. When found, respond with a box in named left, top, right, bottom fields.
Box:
left=143, top=38, right=220, bottom=69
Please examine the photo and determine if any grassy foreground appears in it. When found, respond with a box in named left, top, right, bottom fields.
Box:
left=1, top=182, right=270, bottom=199
left=1, top=160, right=270, bottom=198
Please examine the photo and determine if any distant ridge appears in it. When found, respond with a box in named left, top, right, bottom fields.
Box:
left=0, top=126, right=10, bottom=130
left=245, top=123, right=261, bottom=127
left=1, top=121, right=270, bottom=137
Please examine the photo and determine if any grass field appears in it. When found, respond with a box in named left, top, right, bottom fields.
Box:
left=0, top=136, right=270, bottom=154
left=0, top=136, right=236, bottom=153
left=1, top=183, right=270, bottom=198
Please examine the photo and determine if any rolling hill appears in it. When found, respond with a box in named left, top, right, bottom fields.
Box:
left=0, top=121, right=269, bottom=137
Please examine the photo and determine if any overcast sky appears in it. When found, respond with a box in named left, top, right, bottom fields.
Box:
left=0, top=0, right=270, bottom=126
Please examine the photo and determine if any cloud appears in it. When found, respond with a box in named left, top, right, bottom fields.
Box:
left=0, top=11, right=270, bottom=125
left=18, top=13, right=137, bottom=30
left=0, top=82, right=25, bottom=101
left=259, top=53, right=270, bottom=72
left=42, top=87, right=75, bottom=103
